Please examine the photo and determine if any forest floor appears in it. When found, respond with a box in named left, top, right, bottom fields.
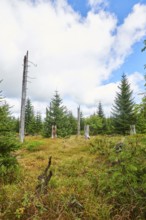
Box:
left=0, top=134, right=146, bottom=220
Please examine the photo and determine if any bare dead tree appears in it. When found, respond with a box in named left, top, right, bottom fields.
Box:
left=77, top=106, right=80, bottom=136
left=52, top=125, right=57, bottom=138
left=84, top=125, right=90, bottom=139
left=19, top=51, right=29, bottom=143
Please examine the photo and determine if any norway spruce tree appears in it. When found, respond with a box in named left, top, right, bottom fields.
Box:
left=97, top=101, right=104, bottom=118
left=25, top=98, right=35, bottom=135
left=67, top=111, right=77, bottom=135
left=0, top=81, right=20, bottom=183
left=85, top=114, right=103, bottom=135
left=134, top=102, right=146, bottom=133
left=136, top=41, right=146, bottom=133
left=111, top=73, right=135, bottom=134
left=35, top=112, right=43, bottom=134
left=43, top=91, right=73, bottom=137
left=97, top=101, right=107, bottom=134
left=141, top=39, right=146, bottom=53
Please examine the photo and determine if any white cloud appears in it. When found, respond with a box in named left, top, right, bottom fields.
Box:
left=5, top=98, right=21, bottom=118
left=128, top=72, right=144, bottom=102
left=110, top=4, right=146, bottom=70
left=88, top=0, right=108, bottom=9
left=0, top=0, right=146, bottom=118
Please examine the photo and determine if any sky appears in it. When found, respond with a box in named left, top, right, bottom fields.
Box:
left=0, top=0, right=146, bottom=118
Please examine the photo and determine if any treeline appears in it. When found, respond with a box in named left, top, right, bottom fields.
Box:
left=1, top=72, right=146, bottom=138
left=0, top=40, right=146, bottom=139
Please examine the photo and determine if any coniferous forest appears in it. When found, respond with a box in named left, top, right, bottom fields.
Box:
left=0, top=42, right=146, bottom=219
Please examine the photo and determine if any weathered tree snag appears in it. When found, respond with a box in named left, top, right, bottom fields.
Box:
left=130, top=125, right=136, bottom=135
left=52, top=125, right=57, bottom=138
left=19, top=51, right=28, bottom=143
left=77, top=106, right=80, bottom=136
left=84, top=125, right=90, bottom=139
left=36, top=156, right=53, bottom=195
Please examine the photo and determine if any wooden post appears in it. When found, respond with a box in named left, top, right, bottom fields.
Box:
left=77, top=106, right=80, bottom=136
left=19, top=51, right=28, bottom=143
left=84, top=125, right=90, bottom=139
left=52, top=125, right=57, bottom=138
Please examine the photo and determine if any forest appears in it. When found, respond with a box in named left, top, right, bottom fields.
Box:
left=0, top=41, right=146, bottom=219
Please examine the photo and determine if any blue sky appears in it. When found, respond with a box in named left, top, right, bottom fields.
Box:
left=109, top=0, right=146, bottom=85
left=67, top=0, right=146, bottom=23
left=68, top=0, right=146, bottom=102
left=0, top=0, right=146, bottom=117
left=67, top=0, right=146, bottom=81
left=111, top=41, right=145, bottom=83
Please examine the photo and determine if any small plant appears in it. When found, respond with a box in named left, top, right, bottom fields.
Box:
left=15, top=207, right=25, bottom=219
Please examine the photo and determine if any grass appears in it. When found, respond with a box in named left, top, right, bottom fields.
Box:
left=0, top=134, right=146, bottom=219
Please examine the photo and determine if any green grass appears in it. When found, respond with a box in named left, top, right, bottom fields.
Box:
left=23, top=140, right=45, bottom=152
left=0, top=135, right=146, bottom=219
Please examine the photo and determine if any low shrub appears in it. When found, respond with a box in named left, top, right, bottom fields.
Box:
left=92, top=136, right=146, bottom=219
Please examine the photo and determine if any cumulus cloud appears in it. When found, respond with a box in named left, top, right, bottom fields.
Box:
left=111, top=4, right=146, bottom=68
left=0, top=0, right=146, bottom=118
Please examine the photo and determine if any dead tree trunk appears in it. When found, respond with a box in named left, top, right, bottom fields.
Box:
left=130, top=125, right=136, bottom=135
left=84, top=125, right=90, bottom=139
left=52, top=125, right=57, bottom=138
left=77, top=106, right=80, bottom=136
left=19, top=51, right=28, bottom=143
